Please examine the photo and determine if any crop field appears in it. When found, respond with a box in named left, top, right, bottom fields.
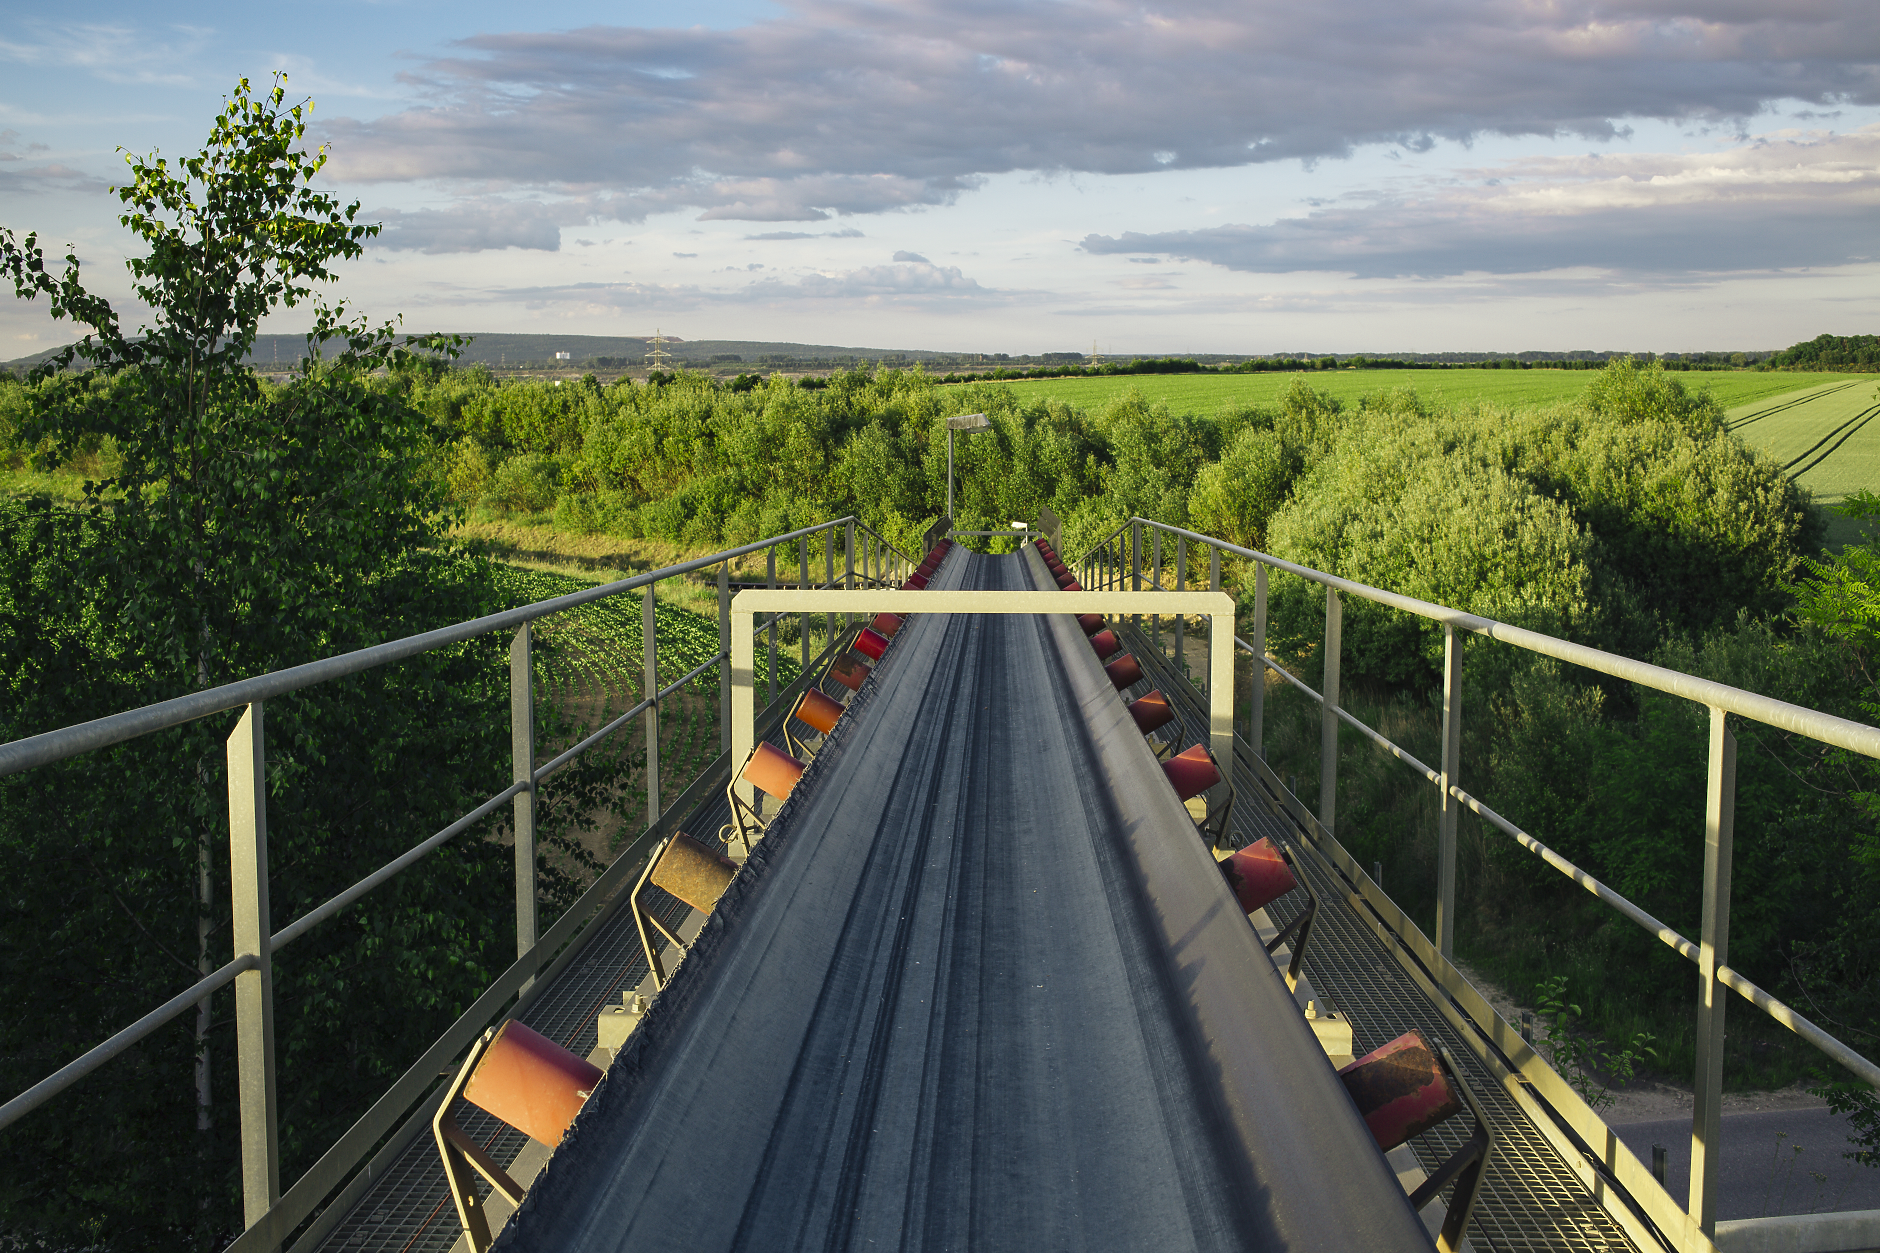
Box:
left=1725, top=378, right=1880, bottom=545
left=984, top=368, right=1869, bottom=415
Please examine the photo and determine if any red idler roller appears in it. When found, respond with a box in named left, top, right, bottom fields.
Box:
left=1127, top=690, right=1176, bottom=735
left=744, top=741, right=806, bottom=800
left=904, top=572, right=930, bottom=589
left=853, top=627, right=891, bottom=661
left=1076, top=614, right=1105, bottom=636
left=830, top=655, right=871, bottom=691
left=793, top=687, right=845, bottom=736
left=1337, top=1030, right=1464, bottom=1152
left=1088, top=629, right=1122, bottom=660
left=1218, top=838, right=1298, bottom=914
left=870, top=612, right=903, bottom=638
left=1162, top=743, right=1222, bottom=801
left=1061, top=579, right=1083, bottom=591
left=1054, top=571, right=1075, bottom=586
left=1103, top=653, right=1144, bottom=689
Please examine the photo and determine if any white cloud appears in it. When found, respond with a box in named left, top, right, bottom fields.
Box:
left=314, top=0, right=1880, bottom=226
left=1081, top=126, right=1880, bottom=278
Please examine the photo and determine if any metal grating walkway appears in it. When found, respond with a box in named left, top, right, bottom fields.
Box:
left=1121, top=620, right=1649, bottom=1253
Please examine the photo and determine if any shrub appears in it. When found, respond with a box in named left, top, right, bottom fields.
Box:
left=483, top=452, right=561, bottom=513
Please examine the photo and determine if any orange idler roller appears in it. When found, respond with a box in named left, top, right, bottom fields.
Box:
left=1162, top=743, right=1222, bottom=801
left=744, top=741, right=806, bottom=800
left=793, top=687, right=845, bottom=736
left=1088, top=629, right=1122, bottom=660
left=461, top=1020, right=604, bottom=1148
left=1076, top=614, right=1105, bottom=635
left=853, top=627, right=891, bottom=661
left=829, top=655, right=871, bottom=691
left=1103, top=653, right=1144, bottom=689
left=1127, top=690, right=1176, bottom=735
left=1218, top=838, right=1298, bottom=914
left=870, top=612, right=903, bottom=638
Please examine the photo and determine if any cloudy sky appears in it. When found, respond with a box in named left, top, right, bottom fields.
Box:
left=2, top=0, right=1877, bottom=355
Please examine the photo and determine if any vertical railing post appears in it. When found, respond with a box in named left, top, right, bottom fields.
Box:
left=1151, top=527, right=1162, bottom=655
left=718, top=562, right=731, bottom=753
left=1250, top=562, right=1267, bottom=758
left=1174, top=535, right=1186, bottom=676
left=643, top=587, right=659, bottom=828
left=510, top=626, right=536, bottom=961
left=799, top=534, right=810, bottom=674
left=1130, top=521, right=1142, bottom=632
left=1437, top=625, right=1463, bottom=957
left=1690, top=708, right=1737, bottom=1241
left=1319, top=588, right=1341, bottom=833
left=732, top=607, right=754, bottom=807
left=228, top=701, right=279, bottom=1228
left=766, top=546, right=777, bottom=707
left=1209, top=544, right=1221, bottom=707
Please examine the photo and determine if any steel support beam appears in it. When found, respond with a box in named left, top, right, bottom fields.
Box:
left=719, top=562, right=731, bottom=753
left=228, top=702, right=279, bottom=1229
left=1320, top=589, right=1342, bottom=835
left=1437, top=625, right=1463, bottom=957
left=643, top=587, right=660, bottom=827
left=1689, top=708, right=1737, bottom=1241
left=510, top=626, right=536, bottom=961
left=1250, top=561, right=1267, bottom=758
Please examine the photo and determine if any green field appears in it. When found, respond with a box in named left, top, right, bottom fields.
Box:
left=986, top=368, right=1869, bottom=415
left=1726, top=378, right=1880, bottom=545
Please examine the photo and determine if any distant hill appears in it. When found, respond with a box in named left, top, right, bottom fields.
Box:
left=2, top=333, right=1802, bottom=375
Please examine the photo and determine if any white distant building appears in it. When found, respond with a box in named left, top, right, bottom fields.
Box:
left=555, top=351, right=572, bottom=361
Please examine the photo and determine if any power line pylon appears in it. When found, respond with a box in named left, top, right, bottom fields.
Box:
left=646, top=328, right=673, bottom=372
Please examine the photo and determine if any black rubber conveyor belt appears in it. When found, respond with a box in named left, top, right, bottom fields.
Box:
left=498, top=548, right=1431, bottom=1252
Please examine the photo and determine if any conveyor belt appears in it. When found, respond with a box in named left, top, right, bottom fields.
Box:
left=497, top=549, right=1431, bottom=1252
left=1119, top=623, right=1649, bottom=1253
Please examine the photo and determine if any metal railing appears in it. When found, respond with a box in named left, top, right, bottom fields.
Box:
left=1078, top=516, right=1880, bottom=1250
left=0, top=515, right=915, bottom=1252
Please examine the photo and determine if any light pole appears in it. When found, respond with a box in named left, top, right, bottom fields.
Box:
left=946, top=412, right=989, bottom=526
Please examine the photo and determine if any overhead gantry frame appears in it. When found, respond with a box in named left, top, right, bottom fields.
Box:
left=729, top=588, right=1237, bottom=808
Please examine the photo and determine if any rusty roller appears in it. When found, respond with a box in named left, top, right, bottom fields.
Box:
left=1162, top=743, right=1220, bottom=800
left=870, top=612, right=903, bottom=638
left=1218, top=838, right=1299, bottom=915
left=1088, top=629, right=1122, bottom=660
left=1127, top=691, right=1176, bottom=735
left=854, top=628, right=891, bottom=661
left=1103, top=653, right=1143, bottom=689
left=829, top=655, right=870, bottom=691
left=1338, top=1030, right=1465, bottom=1153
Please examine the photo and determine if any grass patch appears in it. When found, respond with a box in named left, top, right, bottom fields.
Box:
left=987, top=368, right=1870, bottom=416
